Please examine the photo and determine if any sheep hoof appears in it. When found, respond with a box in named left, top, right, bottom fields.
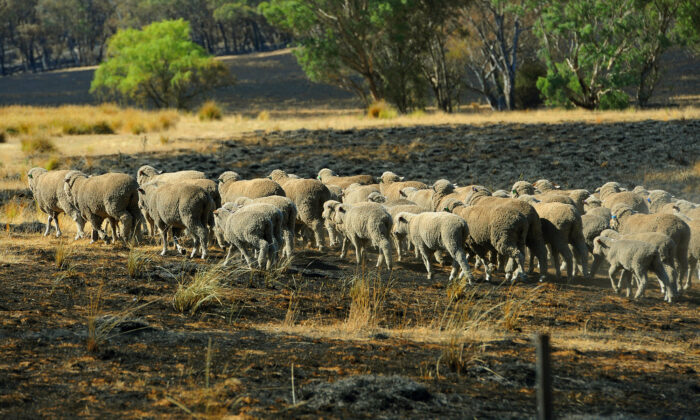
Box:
left=55, top=231, right=62, bottom=238
left=160, top=250, right=167, bottom=256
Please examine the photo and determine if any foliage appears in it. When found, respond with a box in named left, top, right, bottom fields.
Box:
left=90, top=19, right=235, bottom=109
left=514, top=59, right=546, bottom=109
left=21, top=136, right=56, bottom=155
left=198, top=101, right=223, bottom=121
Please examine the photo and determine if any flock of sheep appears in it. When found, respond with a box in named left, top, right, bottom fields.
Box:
left=25, top=165, right=700, bottom=303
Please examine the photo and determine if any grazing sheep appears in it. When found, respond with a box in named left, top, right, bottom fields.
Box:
left=213, top=204, right=278, bottom=268
left=592, top=236, right=674, bottom=302
left=63, top=171, right=141, bottom=244
left=218, top=171, right=285, bottom=203
left=27, top=168, right=85, bottom=239
left=331, top=202, right=393, bottom=270
left=598, top=182, right=649, bottom=214
left=450, top=202, right=528, bottom=282
left=379, top=172, right=428, bottom=201
left=384, top=204, right=426, bottom=261
left=686, top=221, right=700, bottom=290
left=343, top=183, right=381, bottom=204
left=317, top=168, right=375, bottom=189
left=611, top=204, right=691, bottom=291
left=533, top=179, right=590, bottom=213
left=512, top=180, right=583, bottom=212
left=136, top=165, right=205, bottom=186
left=182, top=178, right=221, bottom=207
left=580, top=214, right=611, bottom=277
left=400, top=187, right=434, bottom=210
left=270, top=169, right=331, bottom=250
left=646, top=190, right=674, bottom=213
left=532, top=202, right=588, bottom=282
left=233, top=196, right=297, bottom=258
left=464, top=188, right=549, bottom=281
left=393, top=212, right=474, bottom=282
left=137, top=182, right=214, bottom=258
left=322, top=200, right=345, bottom=251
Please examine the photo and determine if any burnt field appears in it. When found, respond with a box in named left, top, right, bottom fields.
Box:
left=1, top=119, right=699, bottom=418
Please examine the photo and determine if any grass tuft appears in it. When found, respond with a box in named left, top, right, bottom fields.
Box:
left=367, top=100, right=398, bottom=119
left=256, top=110, right=270, bottom=121
left=127, top=248, right=151, bottom=279
left=54, top=241, right=73, bottom=271
left=344, top=269, right=393, bottom=331
left=173, top=264, right=225, bottom=315
left=20, top=136, right=56, bottom=155
left=198, top=101, right=223, bottom=121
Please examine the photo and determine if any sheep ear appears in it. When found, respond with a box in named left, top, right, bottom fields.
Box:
left=398, top=216, right=406, bottom=223
left=137, top=188, right=145, bottom=194
left=472, top=187, right=478, bottom=192
left=399, top=190, right=407, bottom=197
left=399, top=176, right=404, bottom=181
left=338, top=206, right=346, bottom=213
left=157, top=170, right=163, bottom=174
left=213, top=209, right=219, bottom=215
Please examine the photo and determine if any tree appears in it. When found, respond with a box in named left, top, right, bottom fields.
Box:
left=90, top=19, right=234, bottom=109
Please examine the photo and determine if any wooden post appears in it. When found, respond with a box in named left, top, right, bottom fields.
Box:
left=536, top=333, right=553, bottom=420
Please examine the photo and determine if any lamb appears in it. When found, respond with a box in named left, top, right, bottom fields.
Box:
left=400, top=187, right=434, bottom=210
left=597, top=182, right=649, bottom=214
left=27, top=168, right=85, bottom=239
left=464, top=188, right=549, bottom=281
left=449, top=202, right=528, bottom=282
left=343, top=183, right=381, bottom=204
left=218, top=171, right=285, bottom=203
left=270, top=169, right=331, bottom=250
left=331, top=202, right=393, bottom=270
left=136, top=165, right=205, bottom=186
left=233, top=196, right=297, bottom=258
left=580, top=214, right=611, bottom=277
left=137, top=182, right=214, bottom=258
left=532, top=202, right=588, bottom=282
left=379, top=172, right=428, bottom=201
left=384, top=204, right=426, bottom=261
left=317, top=168, right=375, bottom=189
left=63, top=170, right=141, bottom=244
left=686, top=221, right=700, bottom=290
left=611, top=203, right=691, bottom=291
left=592, top=236, right=674, bottom=302
left=322, top=200, right=345, bottom=251
left=392, top=212, right=474, bottom=283
left=213, top=204, right=278, bottom=268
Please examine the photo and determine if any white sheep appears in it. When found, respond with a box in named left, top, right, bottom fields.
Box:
left=317, top=168, right=375, bottom=189
left=27, top=168, right=85, bottom=239
left=213, top=204, right=278, bottom=269
left=136, top=165, right=205, bottom=186
left=392, top=212, right=474, bottom=283
left=592, top=236, right=674, bottom=302
left=343, top=183, right=381, bottom=204
left=597, top=182, right=649, bottom=214
left=400, top=187, right=433, bottom=210
left=379, top=172, right=428, bottom=201
left=233, top=196, right=297, bottom=258
left=687, top=221, right=700, bottom=290
left=384, top=203, right=426, bottom=261
left=218, top=171, right=285, bottom=203
left=331, top=202, right=393, bottom=271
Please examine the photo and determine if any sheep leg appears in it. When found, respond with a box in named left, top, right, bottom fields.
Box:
left=43, top=214, right=53, bottom=236
left=449, top=245, right=473, bottom=285
left=234, top=240, right=253, bottom=268
left=284, top=230, right=294, bottom=259
left=310, top=220, right=325, bottom=252
left=632, top=268, right=648, bottom=300
left=652, top=255, right=674, bottom=303
left=378, top=238, right=393, bottom=271
left=589, top=254, right=604, bottom=280
left=350, top=236, right=362, bottom=266
left=608, top=264, right=621, bottom=294
left=88, top=215, right=107, bottom=244
left=392, top=235, right=402, bottom=262
left=618, top=270, right=633, bottom=297
left=686, top=256, right=697, bottom=292
left=190, top=225, right=208, bottom=259
left=416, top=244, right=433, bottom=280
left=256, top=239, right=270, bottom=269
left=572, top=237, right=589, bottom=278
left=115, top=211, right=134, bottom=246
left=159, top=225, right=169, bottom=256
left=339, top=235, right=348, bottom=259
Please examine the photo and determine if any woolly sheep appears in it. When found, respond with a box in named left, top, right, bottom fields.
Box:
left=326, top=184, right=344, bottom=202
left=384, top=204, right=426, bottom=261
left=611, top=203, right=690, bottom=291
left=400, top=187, right=433, bottom=210
left=28, top=168, right=85, bottom=239
left=136, top=165, right=205, bottom=186
left=686, top=221, right=700, bottom=290
left=218, top=171, right=285, bottom=203
left=322, top=200, right=345, bottom=251
left=317, top=168, right=375, bottom=189
left=513, top=180, right=585, bottom=212
left=343, top=184, right=381, bottom=204
left=533, top=201, right=588, bottom=282
left=492, top=190, right=510, bottom=198
left=392, top=212, right=474, bottom=282
left=331, top=202, right=393, bottom=270
left=580, top=213, right=611, bottom=277
left=464, top=188, right=549, bottom=280
left=646, top=190, right=674, bottom=213
left=233, top=196, right=297, bottom=258
left=598, top=182, right=649, bottom=214
left=213, top=204, right=278, bottom=268
left=379, top=172, right=428, bottom=201
left=450, top=202, right=528, bottom=282
left=270, top=169, right=331, bottom=250
left=63, top=170, right=141, bottom=244
left=592, top=236, right=674, bottom=302
left=534, top=180, right=590, bottom=211
left=137, top=182, right=214, bottom=258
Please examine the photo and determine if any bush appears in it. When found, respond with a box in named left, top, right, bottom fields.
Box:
left=256, top=110, right=270, bottom=121
left=367, top=101, right=397, bottom=119
left=515, top=60, right=546, bottom=109
left=21, top=136, right=56, bottom=155
left=61, top=120, right=115, bottom=135
left=198, top=101, right=223, bottom=121
left=0, top=130, right=6, bottom=143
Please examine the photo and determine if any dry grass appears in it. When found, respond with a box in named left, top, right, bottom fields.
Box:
left=173, top=264, right=226, bottom=315
left=54, top=241, right=73, bottom=270
left=344, top=269, right=394, bottom=331
left=368, top=100, right=398, bottom=119
left=198, top=101, right=223, bottom=121
left=20, top=136, right=57, bottom=155
left=127, top=248, right=151, bottom=279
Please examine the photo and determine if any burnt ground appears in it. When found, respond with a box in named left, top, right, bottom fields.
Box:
left=1, top=119, right=700, bottom=418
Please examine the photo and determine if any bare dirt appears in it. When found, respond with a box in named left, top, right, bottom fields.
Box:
left=1, top=119, right=699, bottom=418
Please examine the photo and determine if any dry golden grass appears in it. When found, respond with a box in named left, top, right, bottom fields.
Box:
left=173, top=264, right=226, bottom=315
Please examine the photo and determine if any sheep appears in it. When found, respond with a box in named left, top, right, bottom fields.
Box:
left=63, top=171, right=141, bottom=245
left=431, top=179, right=473, bottom=212
left=379, top=171, right=428, bottom=201
left=512, top=181, right=579, bottom=210
left=136, top=165, right=205, bottom=186
left=384, top=204, right=426, bottom=261
left=596, top=229, right=677, bottom=299
left=450, top=202, right=528, bottom=282
left=610, top=203, right=691, bottom=291
left=584, top=196, right=612, bottom=219
left=317, top=168, right=375, bottom=189
left=270, top=169, right=331, bottom=250
left=687, top=221, right=700, bottom=290
left=592, top=236, right=674, bottom=302
left=233, top=196, right=297, bottom=258
left=646, top=190, right=674, bottom=213
left=343, top=183, right=381, bottom=204
left=597, top=182, right=649, bottom=214
left=322, top=200, right=346, bottom=251
left=326, top=184, right=344, bottom=202
left=181, top=178, right=221, bottom=207
left=137, top=182, right=214, bottom=258
left=27, top=168, right=85, bottom=239
left=331, top=202, right=393, bottom=270
left=532, top=202, right=589, bottom=282
left=400, top=187, right=433, bottom=210
left=218, top=171, right=285, bottom=203
left=533, top=180, right=590, bottom=213
left=213, top=204, right=278, bottom=269
left=580, top=213, right=611, bottom=277
left=492, top=190, right=510, bottom=198
left=392, top=212, right=474, bottom=283
left=464, top=188, right=549, bottom=281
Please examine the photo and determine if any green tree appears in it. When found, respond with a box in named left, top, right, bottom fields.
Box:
left=90, top=19, right=234, bottom=109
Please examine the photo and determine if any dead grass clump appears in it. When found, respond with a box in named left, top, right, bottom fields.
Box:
left=256, top=110, right=271, bottom=121
left=367, top=100, right=397, bottom=119
left=43, top=156, right=60, bottom=171
left=344, top=269, right=393, bottom=331
left=54, top=241, right=73, bottom=270
left=20, top=136, right=57, bottom=155
left=127, top=248, right=151, bottom=279
left=438, top=335, right=480, bottom=375
left=1, top=198, right=29, bottom=224
left=198, top=101, right=223, bottom=121
left=173, top=265, right=225, bottom=315
left=61, top=120, right=114, bottom=135
left=499, top=284, right=543, bottom=331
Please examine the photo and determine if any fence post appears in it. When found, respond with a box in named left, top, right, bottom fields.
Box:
left=536, top=333, right=553, bottom=420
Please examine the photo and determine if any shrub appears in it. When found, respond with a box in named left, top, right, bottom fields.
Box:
left=198, top=101, right=223, bottom=121
left=21, top=136, right=56, bottom=155
left=0, top=130, right=6, bottom=143
left=256, top=110, right=270, bottom=121
left=367, top=101, right=397, bottom=119
left=515, top=60, right=546, bottom=110
left=44, top=156, right=60, bottom=171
